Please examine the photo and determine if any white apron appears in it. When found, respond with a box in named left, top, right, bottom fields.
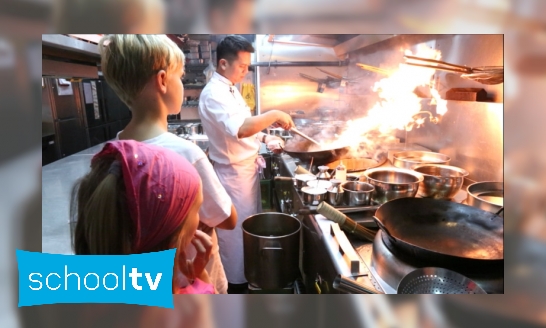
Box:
left=214, top=155, right=263, bottom=284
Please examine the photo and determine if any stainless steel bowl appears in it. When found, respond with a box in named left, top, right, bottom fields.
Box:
left=306, top=180, right=332, bottom=190
left=301, top=186, right=327, bottom=206
left=393, top=151, right=451, bottom=169
left=326, top=190, right=344, bottom=206
left=361, top=167, right=424, bottom=204
left=342, top=181, right=374, bottom=206
left=294, top=174, right=316, bottom=190
left=413, top=164, right=469, bottom=200
left=466, top=181, right=503, bottom=213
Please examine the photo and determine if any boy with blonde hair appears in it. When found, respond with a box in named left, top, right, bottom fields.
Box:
left=98, top=34, right=237, bottom=294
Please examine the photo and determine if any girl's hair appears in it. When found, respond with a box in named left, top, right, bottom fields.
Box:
left=70, top=154, right=131, bottom=255
left=98, top=34, right=185, bottom=107
left=71, top=140, right=201, bottom=254
left=70, top=154, right=190, bottom=255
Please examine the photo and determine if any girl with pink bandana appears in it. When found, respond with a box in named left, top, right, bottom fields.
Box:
left=72, top=140, right=214, bottom=294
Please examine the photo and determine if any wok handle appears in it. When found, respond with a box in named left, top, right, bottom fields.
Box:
left=372, top=216, right=395, bottom=241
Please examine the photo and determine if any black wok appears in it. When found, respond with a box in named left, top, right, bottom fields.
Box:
left=282, top=140, right=350, bottom=164
left=373, top=198, right=503, bottom=271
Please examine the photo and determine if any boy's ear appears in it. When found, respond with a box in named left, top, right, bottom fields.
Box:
left=156, top=70, right=168, bottom=94
left=219, top=59, right=227, bottom=70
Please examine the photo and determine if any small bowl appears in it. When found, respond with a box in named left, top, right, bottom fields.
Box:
left=306, top=180, right=333, bottom=190
left=342, top=181, right=375, bottom=206
left=301, top=186, right=327, bottom=206
left=294, top=173, right=317, bottom=190
left=393, top=151, right=450, bottom=169
left=413, top=164, right=469, bottom=200
left=361, top=167, right=424, bottom=204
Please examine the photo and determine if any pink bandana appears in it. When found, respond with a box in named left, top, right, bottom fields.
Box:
left=92, top=140, right=200, bottom=253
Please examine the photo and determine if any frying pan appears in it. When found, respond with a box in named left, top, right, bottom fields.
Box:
left=281, top=140, right=350, bottom=164
left=373, top=198, right=503, bottom=268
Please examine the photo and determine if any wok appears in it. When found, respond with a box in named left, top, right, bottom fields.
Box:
left=282, top=140, right=350, bottom=164
left=373, top=198, right=503, bottom=270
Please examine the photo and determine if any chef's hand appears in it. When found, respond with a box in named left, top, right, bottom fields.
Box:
left=266, top=135, right=284, bottom=154
left=272, top=110, right=295, bottom=131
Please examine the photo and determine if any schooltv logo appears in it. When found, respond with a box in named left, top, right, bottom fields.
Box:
left=16, top=249, right=176, bottom=308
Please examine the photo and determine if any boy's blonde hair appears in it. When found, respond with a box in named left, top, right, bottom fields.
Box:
left=99, top=34, right=185, bottom=107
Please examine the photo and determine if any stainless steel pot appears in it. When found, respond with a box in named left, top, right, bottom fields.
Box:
left=466, top=181, right=503, bottom=213
left=181, top=123, right=202, bottom=135
left=413, top=164, right=469, bottom=200
left=361, top=167, right=424, bottom=205
left=342, top=181, right=374, bottom=206
left=294, top=173, right=316, bottom=190
left=306, top=180, right=332, bottom=190
left=188, top=124, right=199, bottom=135
left=326, top=179, right=344, bottom=206
left=301, top=186, right=327, bottom=205
left=269, top=127, right=290, bottom=137
left=393, top=151, right=450, bottom=169
left=242, top=212, right=301, bottom=290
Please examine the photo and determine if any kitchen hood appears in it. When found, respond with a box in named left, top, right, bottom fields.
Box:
left=42, top=34, right=100, bottom=80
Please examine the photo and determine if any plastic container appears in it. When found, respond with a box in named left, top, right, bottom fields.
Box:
left=335, top=161, right=347, bottom=183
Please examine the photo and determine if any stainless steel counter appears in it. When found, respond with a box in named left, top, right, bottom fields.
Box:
left=42, top=142, right=107, bottom=254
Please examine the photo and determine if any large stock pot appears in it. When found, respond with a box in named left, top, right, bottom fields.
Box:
left=242, top=213, right=301, bottom=289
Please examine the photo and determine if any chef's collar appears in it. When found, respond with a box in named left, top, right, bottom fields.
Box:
left=212, top=72, right=234, bottom=86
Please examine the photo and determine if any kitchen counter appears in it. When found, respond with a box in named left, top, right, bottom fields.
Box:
left=42, top=142, right=107, bottom=254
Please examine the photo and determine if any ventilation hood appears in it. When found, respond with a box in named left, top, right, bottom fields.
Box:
left=42, top=34, right=100, bottom=79
left=253, top=34, right=395, bottom=67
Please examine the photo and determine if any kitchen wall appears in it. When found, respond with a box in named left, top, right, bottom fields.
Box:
left=257, top=34, right=503, bottom=182
left=256, top=34, right=350, bottom=118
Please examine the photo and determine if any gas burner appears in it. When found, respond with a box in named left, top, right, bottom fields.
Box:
left=366, top=230, right=503, bottom=294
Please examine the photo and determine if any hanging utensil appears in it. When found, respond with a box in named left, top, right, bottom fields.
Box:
left=299, top=72, right=342, bottom=92
left=315, top=68, right=362, bottom=82
left=290, top=127, right=321, bottom=146
left=404, top=55, right=504, bottom=85
left=356, top=63, right=391, bottom=75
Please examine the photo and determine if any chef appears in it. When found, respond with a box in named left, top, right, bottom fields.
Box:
left=198, top=35, right=294, bottom=293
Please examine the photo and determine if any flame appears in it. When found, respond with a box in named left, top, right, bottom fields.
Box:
left=286, top=45, right=449, bottom=160
left=327, top=45, right=448, bottom=154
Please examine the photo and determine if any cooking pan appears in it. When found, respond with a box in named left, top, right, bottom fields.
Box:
left=373, top=198, right=503, bottom=269
left=281, top=140, right=350, bottom=164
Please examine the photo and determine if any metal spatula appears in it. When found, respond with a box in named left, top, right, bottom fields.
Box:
left=290, top=127, right=321, bottom=146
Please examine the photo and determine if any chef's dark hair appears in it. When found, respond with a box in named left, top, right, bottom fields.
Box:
left=216, top=35, right=255, bottom=66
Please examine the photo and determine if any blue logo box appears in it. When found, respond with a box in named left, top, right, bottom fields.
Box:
left=17, top=249, right=176, bottom=308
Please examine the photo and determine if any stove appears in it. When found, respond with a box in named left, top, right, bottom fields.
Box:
left=274, top=152, right=504, bottom=294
